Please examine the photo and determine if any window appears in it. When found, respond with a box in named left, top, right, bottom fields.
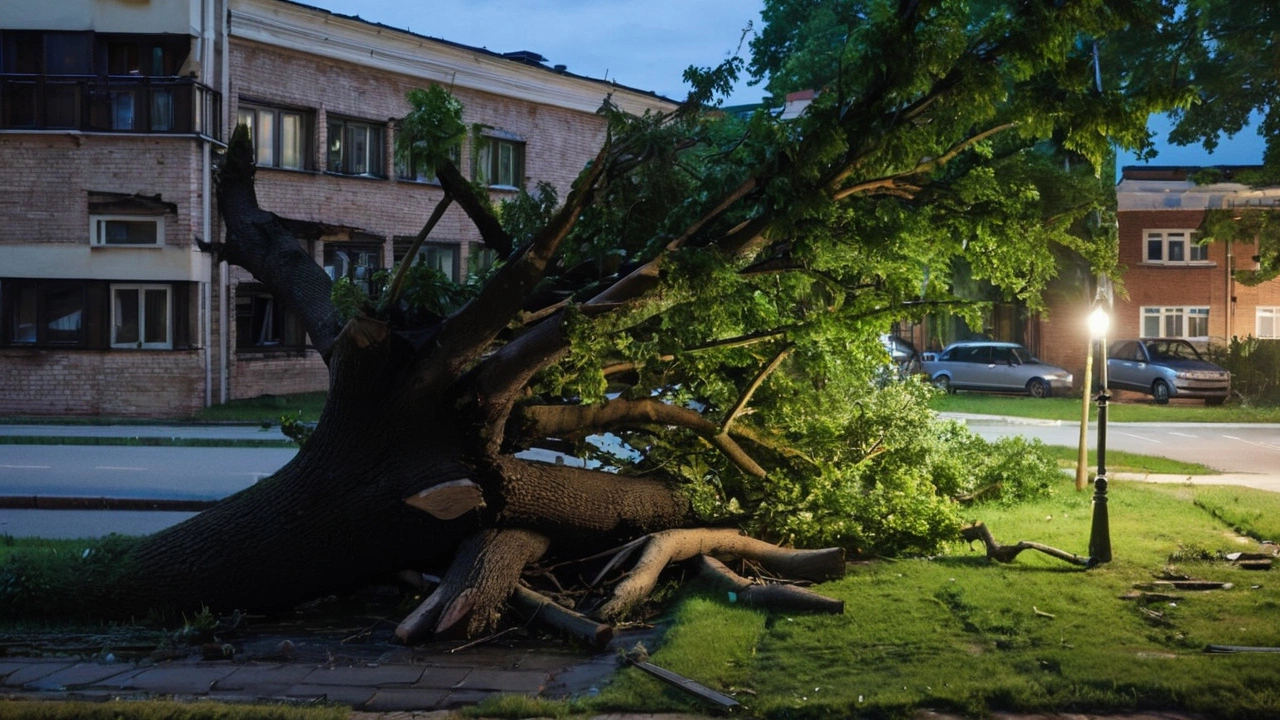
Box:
left=417, top=243, right=459, bottom=282
left=2, top=280, right=86, bottom=346
left=474, top=136, right=524, bottom=188
left=396, top=143, right=459, bottom=183
left=324, top=243, right=383, bottom=294
left=467, top=242, right=498, bottom=279
left=327, top=117, right=385, bottom=177
left=90, top=215, right=163, bottom=246
left=1145, top=230, right=1209, bottom=264
left=1258, top=308, right=1280, bottom=339
left=111, top=284, right=170, bottom=349
left=1142, top=307, right=1209, bottom=339
left=238, top=103, right=310, bottom=170
left=235, top=285, right=307, bottom=351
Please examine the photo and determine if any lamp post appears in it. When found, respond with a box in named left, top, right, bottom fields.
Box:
left=1087, top=305, right=1112, bottom=566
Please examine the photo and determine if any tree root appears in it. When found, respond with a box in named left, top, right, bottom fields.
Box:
left=960, top=522, right=1089, bottom=566
left=396, top=529, right=549, bottom=643
left=510, top=584, right=614, bottom=648
left=597, top=528, right=845, bottom=621
left=692, top=555, right=844, bottom=614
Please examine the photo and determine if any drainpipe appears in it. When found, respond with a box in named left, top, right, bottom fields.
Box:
left=219, top=0, right=231, bottom=404
left=203, top=141, right=213, bottom=407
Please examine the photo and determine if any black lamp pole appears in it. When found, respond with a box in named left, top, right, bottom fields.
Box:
left=1088, top=321, right=1112, bottom=566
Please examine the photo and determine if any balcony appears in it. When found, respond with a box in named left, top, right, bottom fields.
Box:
left=0, top=74, right=221, bottom=140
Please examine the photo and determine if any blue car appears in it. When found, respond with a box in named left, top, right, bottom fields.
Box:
left=1106, top=339, right=1230, bottom=405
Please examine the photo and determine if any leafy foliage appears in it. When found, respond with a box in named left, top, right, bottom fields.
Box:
left=0, top=535, right=141, bottom=618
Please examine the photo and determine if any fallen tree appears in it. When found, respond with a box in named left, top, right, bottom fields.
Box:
left=5, top=0, right=1202, bottom=637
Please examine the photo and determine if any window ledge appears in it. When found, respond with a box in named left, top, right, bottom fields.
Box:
left=1137, top=262, right=1217, bottom=268
left=487, top=184, right=521, bottom=192
left=236, top=348, right=313, bottom=359
left=323, top=171, right=389, bottom=182
left=255, top=166, right=320, bottom=176
left=90, top=244, right=165, bottom=249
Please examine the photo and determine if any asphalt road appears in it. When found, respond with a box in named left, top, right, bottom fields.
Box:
left=959, top=418, right=1280, bottom=474
left=0, top=445, right=296, bottom=499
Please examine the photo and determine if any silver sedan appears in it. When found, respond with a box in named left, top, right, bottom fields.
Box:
left=922, top=341, right=1074, bottom=398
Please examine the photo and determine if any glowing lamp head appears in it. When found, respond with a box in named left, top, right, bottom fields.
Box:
left=1088, top=306, right=1110, bottom=339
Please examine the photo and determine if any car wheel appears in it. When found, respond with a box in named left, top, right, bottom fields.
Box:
left=1026, top=378, right=1049, bottom=398
left=1152, top=380, right=1171, bottom=405
left=933, top=375, right=954, bottom=394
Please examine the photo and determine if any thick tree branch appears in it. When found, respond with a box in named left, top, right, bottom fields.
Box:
left=720, top=344, right=793, bottom=434
left=489, top=457, right=696, bottom=541
left=217, top=127, right=343, bottom=360
left=516, top=398, right=767, bottom=478
left=433, top=160, right=513, bottom=258
left=831, top=123, right=1018, bottom=201
left=429, top=142, right=611, bottom=375
left=960, top=522, right=1089, bottom=567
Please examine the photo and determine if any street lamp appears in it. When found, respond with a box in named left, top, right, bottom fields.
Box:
left=1087, top=305, right=1112, bottom=566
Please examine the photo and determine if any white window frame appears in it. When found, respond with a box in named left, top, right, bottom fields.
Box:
left=110, top=284, right=172, bottom=349
left=90, top=215, right=163, bottom=247
left=1141, top=306, right=1209, bottom=340
left=1258, top=307, right=1280, bottom=339
left=1144, top=229, right=1210, bottom=265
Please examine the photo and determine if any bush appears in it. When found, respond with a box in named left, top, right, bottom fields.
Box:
left=1205, top=336, right=1280, bottom=406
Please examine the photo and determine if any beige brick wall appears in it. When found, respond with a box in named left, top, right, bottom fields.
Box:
left=0, top=349, right=205, bottom=417
left=0, top=134, right=203, bottom=248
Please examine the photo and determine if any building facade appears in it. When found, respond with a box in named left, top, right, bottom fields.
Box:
left=0, top=0, right=675, bottom=416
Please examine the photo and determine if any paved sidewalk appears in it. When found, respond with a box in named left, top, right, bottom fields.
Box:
left=0, top=642, right=621, bottom=712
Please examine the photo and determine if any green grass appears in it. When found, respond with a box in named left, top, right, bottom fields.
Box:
left=594, top=479, right=1280, bottom=718
left=0, top=700, right=348, bottom=720
left=931, top=392, right=1280, bottom=423
left=1190, top=485, right=1280, bottom=541
left=1041, top=445, right=1218, bottom=476
left=0, top=535, right=90, bottom=565
left=188, top=392, right=327, bottom=425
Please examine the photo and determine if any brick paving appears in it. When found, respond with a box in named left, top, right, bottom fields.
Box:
left=0, top=640, right=621, bottom=713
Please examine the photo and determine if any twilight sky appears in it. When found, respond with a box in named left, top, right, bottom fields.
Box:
left=300, top=0, right=1265, bottom=169
left=301, top=0, right=767, bottom=106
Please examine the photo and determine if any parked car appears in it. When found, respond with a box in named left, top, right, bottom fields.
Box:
left=922, top=341, right=1073, bottom=397
left=1105, top=339, right=1230, bottom=405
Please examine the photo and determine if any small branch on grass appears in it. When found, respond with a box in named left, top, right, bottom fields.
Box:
left=510, top=584, right=614, bottom=649
left=693, top=555, right=844, bottom=614
left=959, top=522, right=1089, bottom=567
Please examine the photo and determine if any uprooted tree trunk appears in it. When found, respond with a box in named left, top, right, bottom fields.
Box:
left=89, top=125, right=859, bottom=638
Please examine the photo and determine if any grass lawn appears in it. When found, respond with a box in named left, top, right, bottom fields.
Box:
left=595, top=479, right=1280, bottom=718
left=1040, top=445, right=1218, bottom=476
left=188, top=392, right=327, bottom=425
left=931, top=392, right=1280, bottom=423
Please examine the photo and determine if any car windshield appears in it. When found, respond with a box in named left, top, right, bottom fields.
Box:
left=1144, top=340, right=1203, bottom=362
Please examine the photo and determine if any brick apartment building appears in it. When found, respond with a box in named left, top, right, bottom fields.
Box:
left=0, top=0, right=675, bottom=416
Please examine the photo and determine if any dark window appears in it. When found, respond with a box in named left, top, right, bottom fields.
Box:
left=2, top=279, right=86, bottom=347
left=474, top=136, right=525, bottom=187
left=238, top=103, right=312, bottom=170
left=327, top=117, right=385, bottom=177
left=236, top=284, right=307, bottom=351
left=44, top=32, right=92, bottom=75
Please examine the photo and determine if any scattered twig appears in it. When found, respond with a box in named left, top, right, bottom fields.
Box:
left=1032, top=606, right=1055, bottom=619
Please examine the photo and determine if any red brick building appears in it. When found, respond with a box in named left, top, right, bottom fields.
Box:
left=1033, top=166, right=1280, bottom=384
left=0, top=0, right=675, bottom=416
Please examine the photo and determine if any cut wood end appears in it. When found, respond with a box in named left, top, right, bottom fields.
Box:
left=404, top=479, right=484, bottom=520
left=346, top=316, right=390, bottom=347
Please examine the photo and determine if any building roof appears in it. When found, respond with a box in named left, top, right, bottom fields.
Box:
left=262, top=0, right=678, bottom=114
left=1117, top=165, right=1280, bottom=211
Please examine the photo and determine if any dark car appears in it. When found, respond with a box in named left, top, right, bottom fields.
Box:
left=1106, top=339, right=1230, bottom=405
left=921, top=341, right=1072, bottom=397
